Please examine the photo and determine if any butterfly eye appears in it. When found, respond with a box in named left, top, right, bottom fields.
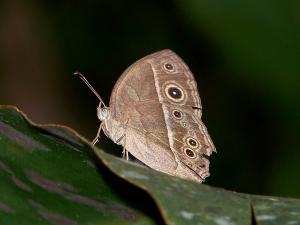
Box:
left=172, top=110, right=183, bottom=119
left=186, top=137, right=199, bottom=148
left=164, top=63, right=175, bottom=72
left=184, top=148, right=196, bottom=158
left=165, top=84, right=185, bottom=102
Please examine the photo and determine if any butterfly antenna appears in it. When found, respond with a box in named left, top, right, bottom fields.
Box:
left=74, top=71, right=107, bottom=107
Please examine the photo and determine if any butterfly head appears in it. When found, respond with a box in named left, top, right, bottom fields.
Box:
left=97, top=104, right=110, bottom=121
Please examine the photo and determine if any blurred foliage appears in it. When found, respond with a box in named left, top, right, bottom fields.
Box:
left=0, top=0, right=300, bottom=198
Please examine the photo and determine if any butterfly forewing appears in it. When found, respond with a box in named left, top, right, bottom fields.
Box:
left=108, top=53, right=178, bottom=173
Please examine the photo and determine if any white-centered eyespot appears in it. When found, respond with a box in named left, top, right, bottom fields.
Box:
left=181, top=122, right=187, bottom=127
left=163, top=63, right=176, bottom=73
left=186, top=137, right=199, bottom=149
left=172, top=109, right=183, bottom=120
left=165, top=84, right=185, bottom=102
left=184, top=148, right=196, bottom=159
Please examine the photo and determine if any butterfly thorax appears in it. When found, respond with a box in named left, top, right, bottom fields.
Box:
left=97, top=104, right=125, bottom=146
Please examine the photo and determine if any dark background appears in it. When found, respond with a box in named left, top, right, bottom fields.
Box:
left=1, top=0, right=300, bottom=197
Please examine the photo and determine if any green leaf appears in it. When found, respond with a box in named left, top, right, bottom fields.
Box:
left=0, top=105, right=155, bottom=225
left=1, top=105, right=300, bottom=225
left=247, top=195, right=300, bottom=225
left=96, top=150, right=251, bottom=225
left=95, top=150, right=300, bottom=225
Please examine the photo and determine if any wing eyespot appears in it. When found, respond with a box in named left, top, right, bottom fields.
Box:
left=172, top=109, right=183, bottom=120
left=165, top=84, right=185, bottom=102
left=184, top=148, right=196, bottom=159
left=163, top=63, right=176, bottom=73
left=168, top=87, right=182, bottom=99
left=186, top=137, right=199, bottom=149
left=181, top=122, right=187, bottom=127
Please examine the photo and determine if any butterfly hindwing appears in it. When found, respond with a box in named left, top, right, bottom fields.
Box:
left=149, top=50, right=216, bottom=180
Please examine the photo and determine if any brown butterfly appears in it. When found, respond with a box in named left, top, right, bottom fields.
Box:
left=76, top=49, right=216, bottom=183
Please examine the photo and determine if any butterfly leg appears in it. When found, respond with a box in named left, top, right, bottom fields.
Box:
left=116, top=134, right=129, bottom=160
left=92, top=122, right=103, bottom=145
left=122, top=147, right=129, bottom=160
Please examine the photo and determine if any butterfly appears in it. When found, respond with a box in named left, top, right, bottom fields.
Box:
left=76, top=49, right=216, bottom=182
